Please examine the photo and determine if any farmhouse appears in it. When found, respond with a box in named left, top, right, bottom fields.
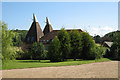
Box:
left=24, top=14, right=82, bottom=50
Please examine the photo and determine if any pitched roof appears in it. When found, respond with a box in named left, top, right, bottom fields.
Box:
left=104, top=41, right=113, bottom=48
left=25, top=14, right=44, bottom=43
left=43, top=17, right=53, bottom=35
left=40, top=29, right=82, bottom=41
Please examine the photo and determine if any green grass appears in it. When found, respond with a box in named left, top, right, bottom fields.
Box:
left=2, top=58, right=112, bottom=70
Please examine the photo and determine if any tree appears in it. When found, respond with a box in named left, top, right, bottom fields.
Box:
left=31, top=42, right=45, bottom=61
left=48, top=36, right=62, bottom=62
left=109, top=34, right=120, bottom=59
left=57, top=28, right=71, bottom=61
left=94, top=35, right=101, bottom=43
left=1, top=21, right=15, bottom=63
left=69, top=30, right=82, bottom=60
left=80, top=32, right=95, bottom=60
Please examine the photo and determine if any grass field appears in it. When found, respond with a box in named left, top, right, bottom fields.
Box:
left=2, top=58, right=112, bottom=70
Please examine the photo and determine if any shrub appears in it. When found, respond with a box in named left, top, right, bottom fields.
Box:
left=41, top=50, right=48, bottom=59
left=91, top=46, right=103, bottom=60
left=16, top=49, right=24, bottom=59
left=31, top=42, right=45, bottom=60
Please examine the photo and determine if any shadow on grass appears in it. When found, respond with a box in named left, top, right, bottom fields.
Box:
left=17, top=59, right=83, bottom=63
left=106, top=58, right=120, bottom=61
left=18, top=60, right=51, bottom=63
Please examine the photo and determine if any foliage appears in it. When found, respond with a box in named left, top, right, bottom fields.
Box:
left=31, top=42, right=45, bottom=60
left=109, top=34, right=120, bottom=59
left=41, top=50, right=48, bottom=59
left=80, top=32, right=96, bottom=60
left=48, top=37, right=62, bottom=62
left=12, top=29, right=27, bottom=46
left=91, top=45, right=103, bottom=60
left=1, top=21, right=16, bottom=63
left=94, top=35, right=101, bottom=43
left=16, top=48, right=24, bottom=59
left=57, top=28, right=71, bottom=61
left=69, top=30, right=82, bottom=60
left=102, top=30, right=120, bottom=43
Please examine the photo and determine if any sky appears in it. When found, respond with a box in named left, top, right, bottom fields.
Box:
left=2, top=2, right=118, bottom=36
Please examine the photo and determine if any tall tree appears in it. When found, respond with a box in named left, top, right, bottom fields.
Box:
left=57, top=28, right=71, bottom=61
left=69, top=30, right=82, bottom=60
left=80, top=32, right=95, bottom=60
left=48, top=36, right=62, bottom=62
left=2, top=22, right=14, bottom=62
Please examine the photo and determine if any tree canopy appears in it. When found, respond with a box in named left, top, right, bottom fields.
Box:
left=57, top=28, right=71, bottom=61
left=69, top=30, right=82, bottom=60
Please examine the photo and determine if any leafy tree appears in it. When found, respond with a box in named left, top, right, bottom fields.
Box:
left=31, top=42, right=45, bottom=61
left=94, top=35, right=101, bottom=43
left=80, top=32, right=95, bottom=60
left=69, top=30, right=82, bottom=60
left=102, top=30, right=120, bottom=43
left=48, top=36, right=62, bottom=62
left=1, top=21, right=15, bottom=63
left=12, top=29, right=27, bottom=46
left=57, top=28, right=71, bottom=61
left=109, top=34, right=120, bottom=59
left=91, top=45, right=103, bottom=60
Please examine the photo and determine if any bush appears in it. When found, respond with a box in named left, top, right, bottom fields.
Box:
left=91, top=46, right=103, bottom=60
left=31, top=42, right=45, bottom=60
left=48, top=37, right=62, bottom=62
left=41, top=50, right=48, bottom=59
left=16, top=49, right=24, bottom=59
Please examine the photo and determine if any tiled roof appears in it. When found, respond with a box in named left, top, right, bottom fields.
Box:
left=43, top=17, right=53, bottom=35
left=40, top=29, right=82, bottom=44
left=25, top=14, right=44, bottom=43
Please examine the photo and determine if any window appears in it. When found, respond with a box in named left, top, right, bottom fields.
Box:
left=47, top=40, right=49, bottom=42
left=27, top=37, right=30, bottom=42
left=40, top=40, right=43, bottom=42
left=31, top=37, right=34, bottom=41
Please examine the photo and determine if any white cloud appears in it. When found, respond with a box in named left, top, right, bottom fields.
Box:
left=87, top=26, right=117, bottom=37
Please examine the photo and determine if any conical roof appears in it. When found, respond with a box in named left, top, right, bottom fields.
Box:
left=25, top=14, right=44, bottom=43
left=43, top=17, right=53, bottom=35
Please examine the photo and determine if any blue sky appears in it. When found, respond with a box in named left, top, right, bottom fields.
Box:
left=2, top=2, right=118, bottom=36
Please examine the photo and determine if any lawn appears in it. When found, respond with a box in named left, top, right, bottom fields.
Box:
left=2, top=58, right=112, bottom=70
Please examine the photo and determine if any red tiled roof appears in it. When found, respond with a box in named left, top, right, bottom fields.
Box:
left=40, top=29, right=83, bottom=43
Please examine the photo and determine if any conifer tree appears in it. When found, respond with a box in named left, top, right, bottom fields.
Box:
left=57, top=28, right=71, bottom=61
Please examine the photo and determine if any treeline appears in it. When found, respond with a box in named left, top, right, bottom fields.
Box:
left=12, top=29, right=27, bottom=46
left=1, top=21, right=120, bottom=63
left=48, top=29, right=103, bottom=62
left=25, top=28, right=104, bottom=62
left=94, top=30, right=120, bottom=44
